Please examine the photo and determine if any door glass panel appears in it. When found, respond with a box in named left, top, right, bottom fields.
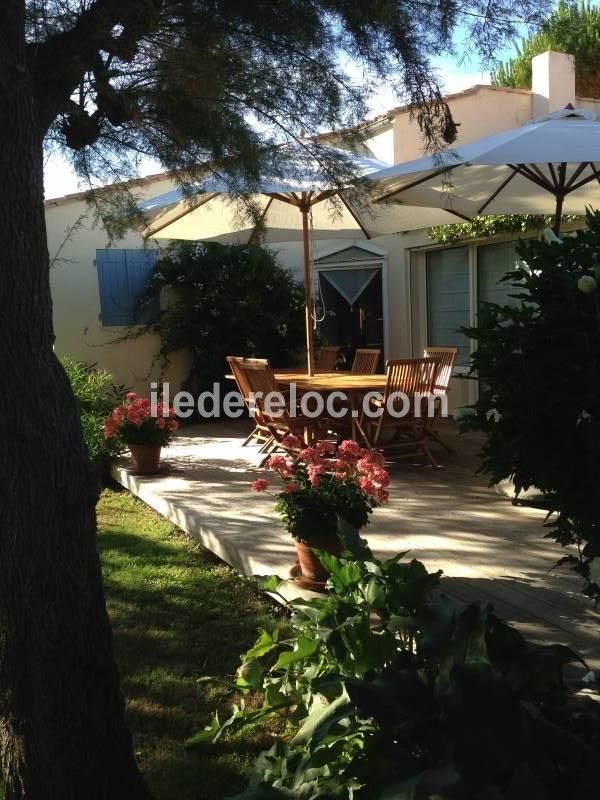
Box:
left=320, top=268, right=379, bottom=307
left=317, top=268, right=384, bottom=367
left=478, top=241, right=520, bottom=307
left=426, top=247, right=470, bottom=366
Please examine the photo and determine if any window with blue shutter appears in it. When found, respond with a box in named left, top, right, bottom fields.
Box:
left=96, top=248, right=160, bottom=326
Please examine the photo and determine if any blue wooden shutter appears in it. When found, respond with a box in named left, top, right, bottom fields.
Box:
left=96, top=248, right=159, bottom=326
left=124, top=249, right=160, bottom=324
left=96, top=249, right=132, bottom=326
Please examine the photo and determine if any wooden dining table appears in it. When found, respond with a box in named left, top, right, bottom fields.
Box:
left=225, top=369, right=390, bottom=444
left=272, top=371, right=389, bottom=444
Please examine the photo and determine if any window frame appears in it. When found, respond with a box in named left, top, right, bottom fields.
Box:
left=417, top=234, right=529, bottom=373
left=424, top=244, right=472, bottom=369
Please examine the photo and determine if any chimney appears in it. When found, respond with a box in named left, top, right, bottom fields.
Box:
left=531, top=51, right=576, bottom=117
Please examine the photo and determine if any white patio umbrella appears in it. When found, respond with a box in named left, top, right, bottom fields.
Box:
left=369, top=106, right=600, bottom=232
left=140, top=146, right=458, bottom=375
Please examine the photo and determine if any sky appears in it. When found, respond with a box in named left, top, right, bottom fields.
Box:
left=43, top=49, right=501, bottom=200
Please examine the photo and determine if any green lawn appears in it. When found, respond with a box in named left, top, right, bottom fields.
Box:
left=98, top=488, right=283, bottom=799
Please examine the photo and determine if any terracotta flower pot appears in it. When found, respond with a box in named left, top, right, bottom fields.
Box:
left=290, top=536, right=343, bottom=593
left=129, top=444, right=162, bottom=475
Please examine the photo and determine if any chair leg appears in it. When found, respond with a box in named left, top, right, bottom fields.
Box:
left=258, top=450, right=270, bottom=468
left=422, top=442, right=438, bottom=468
left=428, top=429, right=455, bottom=454
left=258, top=441, right=277, bottom=468
left=242, top=428, right=257, bottom=447
left=258, top=435, right=275, bottom=453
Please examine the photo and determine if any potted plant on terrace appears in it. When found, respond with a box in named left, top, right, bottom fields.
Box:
left=103, top=392, right=179, bottom=475
left=252, top=438, right=390, bottom=591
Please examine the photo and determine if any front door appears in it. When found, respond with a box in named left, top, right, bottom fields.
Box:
left=316, top=265, right=384, bottom=368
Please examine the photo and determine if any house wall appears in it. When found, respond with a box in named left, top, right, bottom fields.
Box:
left=281, top=227, right=473, bottom=411
left=393, top=86, right=534, bottom=163
left=361, top=124, right=394, bottom=163
left=46, top=176, right=192, bottom=395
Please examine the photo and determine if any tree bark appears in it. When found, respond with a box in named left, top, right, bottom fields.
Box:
left=0, top=4, right=149, bottom=797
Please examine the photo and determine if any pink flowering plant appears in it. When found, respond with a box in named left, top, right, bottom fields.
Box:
left=103, top=392, right=179, bottom=446
left=252, top=438, right=390, bottom=543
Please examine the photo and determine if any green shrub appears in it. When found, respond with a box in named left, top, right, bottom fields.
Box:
left=141, top=241, right=305, bottom=404
left=62, top=357, right=126, bottom=476
left=196, top=531, right=599, bottom=799
left=458, top=212, right=600, bottom=600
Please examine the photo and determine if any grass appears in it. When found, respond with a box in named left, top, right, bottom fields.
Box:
left=98, top=488, right=284, bottom=799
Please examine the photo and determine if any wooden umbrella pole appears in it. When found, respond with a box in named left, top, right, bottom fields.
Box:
left=553, top=194, right=564, bottom=233
left=553, top=162, right=567, bottom=233
left=301, top=201, right=316, bottom=377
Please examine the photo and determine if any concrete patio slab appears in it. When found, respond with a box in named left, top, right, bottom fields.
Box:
left=113, top=420, right=600, bottom=671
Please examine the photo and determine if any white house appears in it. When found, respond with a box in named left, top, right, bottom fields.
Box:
left=46, top=51, right=599, bottom=408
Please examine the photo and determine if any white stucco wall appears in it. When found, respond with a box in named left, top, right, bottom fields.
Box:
left=47, top=176, right=192, bottom=395
left=362, top=124, right=394, bottom=164
left=393, top=86, right=534, bottom=163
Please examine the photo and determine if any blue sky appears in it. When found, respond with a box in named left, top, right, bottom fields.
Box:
left=43, top=41, right=515, bottom=200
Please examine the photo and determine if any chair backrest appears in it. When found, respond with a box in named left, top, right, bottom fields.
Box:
left=244, top=357, right=269, bottom=365
left=423, top=347, right=459, bottom=395
left=227, top=356, right=250, bottom=402
left=238, top=359, right=286, bottom=423
left=382, top=358, right=437, bottom=416
left=227, top=356, right=268, bottom=404
left=351, top=348, right=381, bottom=374
left=317, top=346, right=339, bottom=372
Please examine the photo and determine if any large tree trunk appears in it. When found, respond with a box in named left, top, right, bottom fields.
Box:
left=0, top=5, right=149, bottom=798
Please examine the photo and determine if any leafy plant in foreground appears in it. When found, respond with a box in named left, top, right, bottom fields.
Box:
left=196, top=535, right=598, bottom=799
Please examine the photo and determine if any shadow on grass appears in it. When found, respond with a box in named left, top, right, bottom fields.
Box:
left=98, top=490, right=284, bottom=800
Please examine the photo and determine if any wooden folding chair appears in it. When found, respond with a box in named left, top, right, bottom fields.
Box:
left=226, top=356, right=273, bottom=451
left=317, top=346, right=339, bottom=372
left=240, top=359, right=326, bottom=466
left=351, top=348, right=381, bottom=374
left=423, top=346, right=459, bottom=453
left=361, top=358, right=438, bottom=465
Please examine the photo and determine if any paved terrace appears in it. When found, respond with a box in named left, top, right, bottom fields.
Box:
left=114, top=420, right=600, bottom=671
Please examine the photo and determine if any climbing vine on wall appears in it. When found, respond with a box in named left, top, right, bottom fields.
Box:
left=427, top=214, right=573, bottom=244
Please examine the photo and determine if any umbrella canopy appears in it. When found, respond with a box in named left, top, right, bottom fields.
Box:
left=141, top=146, right=458, bottom=375
left=369, top=107, right=600, bottom=230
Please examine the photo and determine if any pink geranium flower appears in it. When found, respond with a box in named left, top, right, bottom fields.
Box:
left=298, top=447, right=324, bottom=466
left=338, top=440, right=361, bottom=460
left=281, top=434, right=302, bottom=449
left=307, top=464, right=326, bottom=488
left=248, top=438, right=390, bottom=539
left=104, top=393, right=180, bottom=447
left=359, top=476, right=377, bottom=495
